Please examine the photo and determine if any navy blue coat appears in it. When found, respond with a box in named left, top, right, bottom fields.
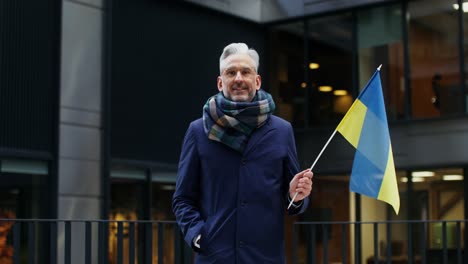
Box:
left=172, top=116, right=309, bottom=263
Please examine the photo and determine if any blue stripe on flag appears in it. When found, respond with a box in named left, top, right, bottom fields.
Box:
left=357, top=105, right=389, bottom=172
left=359, top=72, right=387, bottom=123
left=350, top=150, right=385, bottom=198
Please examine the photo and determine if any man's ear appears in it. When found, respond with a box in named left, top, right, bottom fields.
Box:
left=255, top=75, right=262, bottom=90
left=217, top=76, right=223, bottom=91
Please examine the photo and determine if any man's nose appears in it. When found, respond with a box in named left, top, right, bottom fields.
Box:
left=234, top=71, right=243, bottom=81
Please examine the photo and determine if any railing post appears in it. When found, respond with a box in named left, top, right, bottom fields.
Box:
left=373, top=222, right=378, bottom=264
left=309, top=224, right=316, bottom=264
left=457, top=221, right=462, bottom=264
left=129, top=222, right=135, bottom=264
left=341, top=224, right=347, bottom=264
left=322, top=224, right=328, bottom=264
left=145, top=222, right=153, bottom=264
left=354, top=222, right=361, bottom=264
left=13, top=222, right=21, bottom=264
left=158, top=222, right=164, bottom=264
left=65, top=221, right=71, bottom=264
left=293, top=224, right=298, bottom=264
left=386, top=222, right=392, bottom=264
left=85, top=221, right=92, bottom=264
left=98, top=221, right=108, bottom=264
left=117, top=221, right=124, bottom=264
left=50, top=221, right=57, bottom=264
left=408, top=222, right=413, bottom=264
left=28, top=221, right=35, bottom=264
left=443, top=221, right=448, bottom=264
left=420, top=221, right=427, bottom=264
left=174, top=226, right=182, bottom=264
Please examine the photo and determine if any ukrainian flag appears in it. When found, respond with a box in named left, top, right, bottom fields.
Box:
left=336, top=69, right=400, bottom=214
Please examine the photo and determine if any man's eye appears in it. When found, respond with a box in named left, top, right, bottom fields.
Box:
left=226, top=71, right=236, bottom=76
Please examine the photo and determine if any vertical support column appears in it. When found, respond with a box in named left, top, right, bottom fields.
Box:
left=457, top=0, right=467, bottom=114
left=58, top=0, right=105, bottom=263
left=401, top=1, right=411, bottom=119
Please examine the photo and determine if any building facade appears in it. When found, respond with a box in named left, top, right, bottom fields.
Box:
left=0, top=0, right=467, bottom=263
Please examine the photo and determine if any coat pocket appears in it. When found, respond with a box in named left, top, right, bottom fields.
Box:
left=199, top=211, right=236, bottom=256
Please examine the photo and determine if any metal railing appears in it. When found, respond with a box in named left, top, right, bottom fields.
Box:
left=0, top=219, right=466, bottom=264
left=0, top=219, right=191, bottom=264
left=293, top=220, right=467, bottom=264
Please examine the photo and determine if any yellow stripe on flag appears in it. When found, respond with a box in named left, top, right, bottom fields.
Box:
left=377, top=145, right=400, bottom=214
left=336, top=99, right=367, bottom=148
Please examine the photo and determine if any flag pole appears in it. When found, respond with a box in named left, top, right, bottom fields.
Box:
left=287, top=129, right=338, bottom=209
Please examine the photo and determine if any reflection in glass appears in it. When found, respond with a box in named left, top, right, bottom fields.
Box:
left=110, top=177, right=145, bottom=264
left=152, top=179, right=176, bottom=264
left=268, top=22, right=306, bottom=127
left=358, top=4, right=405, bottom=120
left=396, top=168, right=465, bottom=253
left=409, top=0, right=462, bottom=118
left=0, top=159, right=49, bottom=264
left=307, top=14, right=353, bottom=125
left=295, top=174, right=351, bottom=263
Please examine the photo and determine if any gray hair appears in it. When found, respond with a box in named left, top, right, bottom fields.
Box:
left=219, top=43, right=259, bottom=74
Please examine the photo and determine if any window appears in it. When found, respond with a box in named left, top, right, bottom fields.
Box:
left=306, top=14, right=354, bottom=125
left=0, top=159, right=49, bottom=263
left=110, top=166, right=146, bottom=264
left=151, top=170, right=177, bottom=263
left=269, top=22, right=306, bottom=127
left=357, top=4, right=405, bottom=120
left=408, top=0, right=463, bottom=118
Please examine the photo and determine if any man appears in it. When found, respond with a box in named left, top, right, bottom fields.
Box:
left=172, top=43, right=313, bottom=263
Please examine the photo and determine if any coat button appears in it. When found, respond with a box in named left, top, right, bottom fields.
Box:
left=239, top=241, right=244, bottom=247
left=241, top=201, right=246, bottom=207
left=241, top=159, right=246, bottom=165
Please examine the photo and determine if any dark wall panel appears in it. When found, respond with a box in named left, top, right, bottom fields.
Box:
left=0, top=0, right=60, bottom=156
left=111, top=1, right=267, bottom=163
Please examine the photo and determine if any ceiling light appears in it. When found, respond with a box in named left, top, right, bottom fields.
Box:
left=333, top=90, right=348, bottom=96
left=319, top=86, right=332, bottom=92
left=411, top=177, right=425, bottom=182
left=401, top=177, right=425, bottom=182
left=300, top=82, right=307, bottom=88
left=411, top=171, right=434, bottom=177
left=443, top=174, right=464, bottom=181
left=309, top=63, right=320, bottom=70
left=160, top=185, right=176, bottom=191
left=453, top=3, right=468, bottom=12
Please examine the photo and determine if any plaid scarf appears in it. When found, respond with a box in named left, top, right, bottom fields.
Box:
left=202, top=90, right=276, bottom=152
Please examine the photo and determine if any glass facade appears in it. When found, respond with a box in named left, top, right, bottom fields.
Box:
left=0, top=159, right=49, bottom=264
left=269, top=1, right=468, bottom=124
left=408, top=0, right=463, bottom=118
left=290, top=167, right=465, bottom=263
left=109, top=167, right=146, bottom=264
left=307, top=14, right=354, bottom=126
left=109, top=165, right=177, bottom=264
left=269, top=22, right=306, bottom=127
left=357, top=4, right=405, bottom=120
left=152, top=172, right=176, bottom=264
left=269, top=14, right=354, bottom=128
left=359, top=168, right=465, bottom=262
